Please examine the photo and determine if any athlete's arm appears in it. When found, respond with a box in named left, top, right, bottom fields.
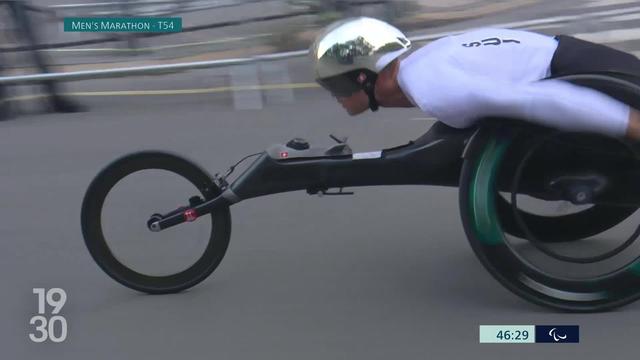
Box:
left=431, top=74, right=631, bottom=138
left=626, top=109, right=640, bottom=139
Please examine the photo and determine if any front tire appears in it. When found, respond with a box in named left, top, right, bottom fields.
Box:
left=81, top=151, right=231, bottom=294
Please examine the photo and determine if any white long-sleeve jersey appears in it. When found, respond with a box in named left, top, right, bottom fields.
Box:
left=397, top=28, right=631, bottom=137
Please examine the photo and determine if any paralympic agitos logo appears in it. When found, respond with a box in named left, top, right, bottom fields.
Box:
left=549, top=328, right=567, bottom=342
left=535, top=325, right=579, bottom=343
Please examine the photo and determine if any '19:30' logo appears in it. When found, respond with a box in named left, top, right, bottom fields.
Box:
left=29, top=288, right=68, bottom=343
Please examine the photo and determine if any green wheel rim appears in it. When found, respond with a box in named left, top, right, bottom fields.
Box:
left=468, top=136, right=510, bottom=246
left=461, top=129, right=640, bottom=311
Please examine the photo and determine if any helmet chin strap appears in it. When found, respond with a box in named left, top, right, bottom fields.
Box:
left=360, top=74, right=379, bottom=112
left=364, top=86, right=379, bottom=112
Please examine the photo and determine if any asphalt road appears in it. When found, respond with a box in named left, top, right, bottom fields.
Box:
left=4, top=0, right=640, bottom=358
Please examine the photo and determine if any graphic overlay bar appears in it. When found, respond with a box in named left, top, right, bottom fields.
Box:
left=479, top=325, right=535, bottom=343
left=535, top=325, right=580, bottom=343
left=480, top=325, right=580, bottom=343
left=64, top=18, right=182, bottom=33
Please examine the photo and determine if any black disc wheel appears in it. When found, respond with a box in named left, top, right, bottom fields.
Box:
left=81, top=151, right=231, bottom=294
left=494, top=131, right=637, bottom=242
left=496, top=195, right=637, bottom=242
left=459, top=125, right=640, bottom=312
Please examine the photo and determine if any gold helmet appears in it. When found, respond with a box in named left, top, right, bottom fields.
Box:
left=309, top=17, right=411, bottom=107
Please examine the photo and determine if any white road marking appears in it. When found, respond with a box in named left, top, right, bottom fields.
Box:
left=411, top=5, right=640, bottom=43
left=586, top=0, right=640, bottom=8
left=507, top=5, right=640, bottom=28
left=603, top=13, right=640, bottom=22
left=521, top=24, right=567, bottom=32
left=573, top=28, right=640, bottom=44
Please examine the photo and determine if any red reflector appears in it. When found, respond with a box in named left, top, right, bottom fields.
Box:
left=280, top=151, right=289, bottom=158
left=184, top=209, right=198, bottom=222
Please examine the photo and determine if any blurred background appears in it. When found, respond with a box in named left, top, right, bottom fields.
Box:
left=5, top=0, right=634, bottom=117
left=4, top=1, right=640, bottom=359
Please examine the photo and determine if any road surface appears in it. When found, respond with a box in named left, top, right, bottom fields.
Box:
left=3, top=0, right=640, bottom=358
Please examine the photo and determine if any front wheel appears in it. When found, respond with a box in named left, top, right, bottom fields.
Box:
left=81, top=151, right=231, bottom=294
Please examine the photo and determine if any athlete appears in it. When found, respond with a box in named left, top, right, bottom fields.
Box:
left=309, top=17, right=640, bottom=140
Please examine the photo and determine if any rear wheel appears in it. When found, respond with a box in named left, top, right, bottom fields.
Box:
left=495, top=136, right=637, bottom=243
left=496, top=196, right=637, bottom=242
left=459, top=125, right=640, bottom=311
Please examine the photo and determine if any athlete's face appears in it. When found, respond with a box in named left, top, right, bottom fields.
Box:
left=336, top=90, right=369, bottom=116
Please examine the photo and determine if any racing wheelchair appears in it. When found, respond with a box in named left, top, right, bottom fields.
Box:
left=81, top=73, right=640, bottom=312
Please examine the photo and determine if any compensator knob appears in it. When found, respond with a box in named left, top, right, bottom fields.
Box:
left=286, top=138, right=310, bottom=150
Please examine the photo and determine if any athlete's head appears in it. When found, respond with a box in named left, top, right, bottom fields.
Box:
left=309, top=17, right=411, bottom=115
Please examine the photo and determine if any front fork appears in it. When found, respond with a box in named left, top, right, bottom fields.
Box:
left=147, top=191, right=234, bottom=232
